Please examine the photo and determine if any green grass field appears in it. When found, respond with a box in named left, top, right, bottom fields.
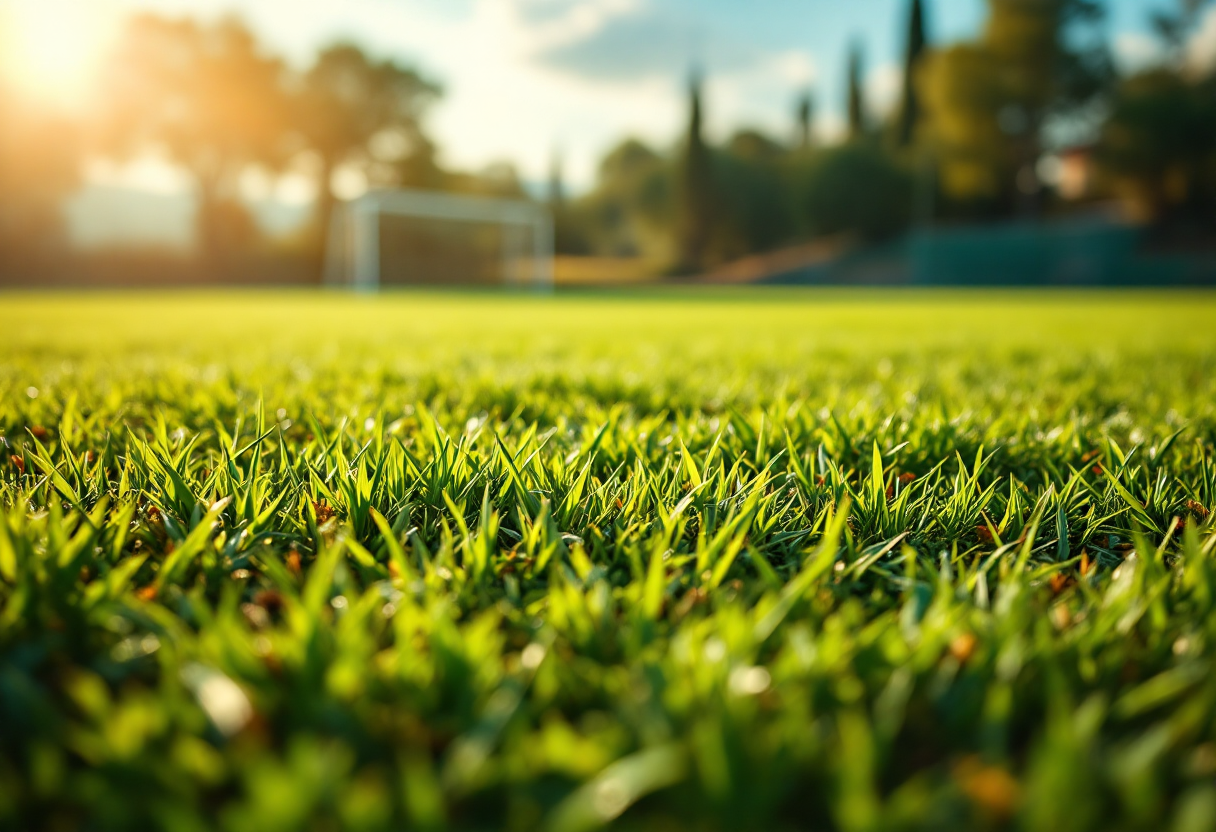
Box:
left=3, top=289, right=1216, bottom=832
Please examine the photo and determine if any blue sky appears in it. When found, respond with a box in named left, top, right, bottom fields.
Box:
left=0, top=0, right=1194, bottom=198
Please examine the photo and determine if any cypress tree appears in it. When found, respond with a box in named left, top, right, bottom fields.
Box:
left=677, top=70, right=714, bottom=274
left=796, top=90, right=814, bottom=149
left=547, top=148, right=564, bottom=209
left=898, top=0, right=928, bottom=146
left=847, top=44, right=866, bottom=140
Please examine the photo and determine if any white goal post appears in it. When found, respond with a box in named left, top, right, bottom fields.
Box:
left=324, top=188, right=554, bottom=290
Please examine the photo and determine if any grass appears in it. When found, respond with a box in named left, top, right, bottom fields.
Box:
left=2, top=288, right=1216, bottom=832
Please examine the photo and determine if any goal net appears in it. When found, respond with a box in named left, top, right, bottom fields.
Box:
left=325, top=189, right=554, bottom=290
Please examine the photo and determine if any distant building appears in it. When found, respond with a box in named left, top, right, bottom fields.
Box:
left=1057, top=145, right=1094, bottom=202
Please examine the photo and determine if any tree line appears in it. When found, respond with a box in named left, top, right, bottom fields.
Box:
left=2, top=0, right=1214, bottom=281
left=558, top=0, right=1216, bottom=274
left=0, top=13, right=515, bottom=276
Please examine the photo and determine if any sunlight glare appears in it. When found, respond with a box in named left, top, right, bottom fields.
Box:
left=0, top=1, right=116, bottom=106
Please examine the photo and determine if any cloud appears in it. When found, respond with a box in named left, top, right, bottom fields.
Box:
left=538, top=14, right=694, bottom=80
left=512, top=0, right=638, bottom=32
left=706, top=50, right=818, bottom=143
left=395, top=0, right=682, bottom=190
left=1114, top=32, right=1162, bottom=73
left=532, top=1, right=765, bottom=82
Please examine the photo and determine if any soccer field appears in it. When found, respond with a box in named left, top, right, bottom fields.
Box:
left=3, top=289, right=1216, bottom=831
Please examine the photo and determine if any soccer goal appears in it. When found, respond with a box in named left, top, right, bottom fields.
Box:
left=324, top=189, right=554, bottom=290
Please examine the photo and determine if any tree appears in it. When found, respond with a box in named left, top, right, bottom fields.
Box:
left=801, top=143, right=913, bottom=240
left=847, top=44, right=867, bottom=140
left=568, top=139, right=673, bottom=260
left=98, top=15, right=293, bottom=261
left=1151, top=0, right=1208, bottom=59
left=0, top=84, right=79, bottom=271
left=295, top=44, right=440, bottom=260
left=547, top=148, right=565, bottom=209
left=717, top=130, right=797, bottom=256
left=898, top=0, right=928, bottom=146
left=795, top=90, right=815, bottom=149
left=447, top=161, right=527, bottom=199
left=548, top=148, right=593, bottom=255
left=1098, top=69, right=1216, bottom=223
left=919, top=42, right=1009, bottom=209
left=920, top=0, right=1110, bottom=214
left=675, top=71, right=715, bottom=273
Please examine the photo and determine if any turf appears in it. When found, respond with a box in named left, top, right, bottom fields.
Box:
left=2, top=289, right=1216, bottom=832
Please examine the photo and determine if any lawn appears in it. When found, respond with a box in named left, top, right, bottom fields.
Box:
left=2, top=289, right=1216, bottom=832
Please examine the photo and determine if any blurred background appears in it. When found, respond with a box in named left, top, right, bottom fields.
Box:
left=1, top=0, right=1215, bottom=288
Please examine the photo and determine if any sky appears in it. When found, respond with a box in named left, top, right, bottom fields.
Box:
left=0, top=0, right=1200, bottom=245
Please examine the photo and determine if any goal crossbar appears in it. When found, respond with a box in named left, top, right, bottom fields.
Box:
left=325, top=188, right=554, bottom=290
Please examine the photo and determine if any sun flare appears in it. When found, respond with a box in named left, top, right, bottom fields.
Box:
left=0, top=1, right=115, bottom=105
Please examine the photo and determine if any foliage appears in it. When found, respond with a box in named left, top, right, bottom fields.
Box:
left=566, top=129, right=915, bottom=268
left=800, top=143, right=913, bottom=241
left=1097, top=69, right=1216, bottom=223
left=295, top=44, right=442, bottom=250
left=2, top=291, right=1216, bottom=831
left=713, top=132, right=798, bottom=258
left=847, top=45, right=868, bottom=140
left=795, top=92, right=814, bottom=150
left=898, top=0, right=929, bottom=147
left=1151, top=0, right=1211, bottom=58
left=562, top=140, right=674, bottom=261
left=0, top=84, right=79, bottom=264
left=921, top=0, right=1111, bottom=211
left=87, top=14, right=524, bottom=268
left=675, top=74, right=716, bottom=275
left=97, top=15, right=294, bottom=260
